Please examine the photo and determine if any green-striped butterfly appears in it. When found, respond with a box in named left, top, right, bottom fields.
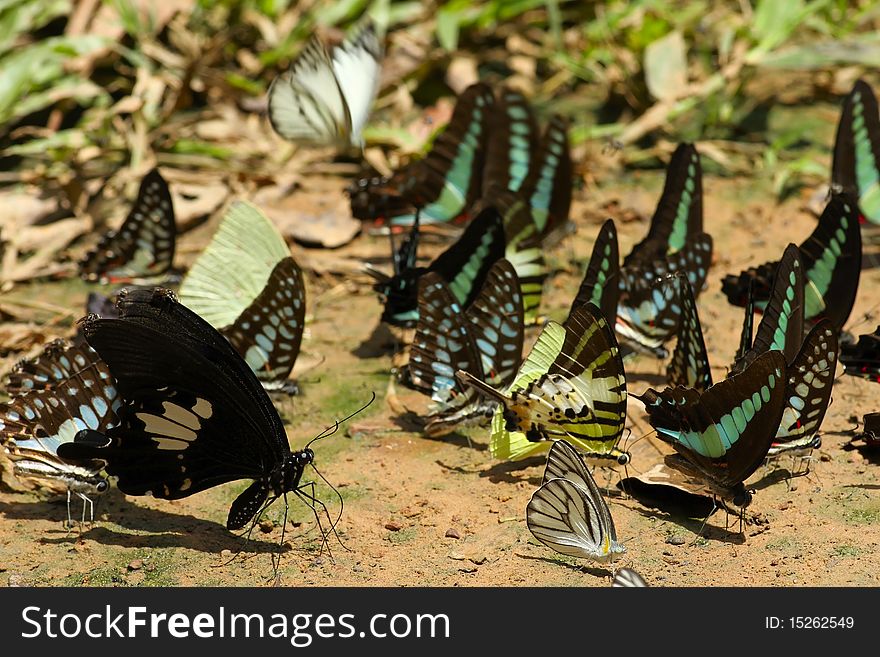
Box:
left=457, top=303, right=628, bottom=464
left=349, top=83, right=495, bottom=226
left=832, top=79, right=880, bottom=224
left=367, top=206, right=507, bottom=327
left=721, top=193, right=861, bottom=332
left=178, top=201, right=305, bottom=393
left=637, top=350, right=787, bottom=511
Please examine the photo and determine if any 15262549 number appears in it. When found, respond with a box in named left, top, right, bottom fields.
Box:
left=789, top=617, right=854, bottom=629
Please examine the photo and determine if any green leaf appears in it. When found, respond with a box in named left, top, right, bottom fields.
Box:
left=436, top=7, right=461, bottom=51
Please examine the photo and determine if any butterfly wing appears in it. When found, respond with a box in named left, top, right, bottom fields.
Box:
left=569, top=219, right=620, bottom=328
left=639, top=350, right=787, bottom=491
left=527, top=446, right=624, bottom=562
left=730, top=244, right=804, bottom=375
left=331, top=19, right=383, bottom=146
left=720, top=193, right=861, bottom=331
left=5, top=338, right=86, bottom=396
left=617, top=233, right=713, bottom=357
left=384, top=83, right=496, bottom=225
left=1, top=341, right=118, bottom=491
left=481, top=89, right=540, bottom=195
left=624, top=143, right=703, bottom=266
left=178, top=201, right=292, bottom=329
left=221, top=257, right=305, bottom=390
left=613, top=568, right=649, bottom=587
left=79, top=169, right=175, bottom=283
left=57, top=288, right=287, bottom=500
left=409, top=274, right=482, bottom=408
left=832, top=79, right=880, bottom=224
left=268, top=37, right=350, bottom=146
left=773, top=320, right=837, bottom=449
left=519, top=115, right=572, bottom=238
left=666, top=273, right=712, bottom=390
left=797, top=192, right=861, bottom=331
left=734, top=282, right=756, bottom=366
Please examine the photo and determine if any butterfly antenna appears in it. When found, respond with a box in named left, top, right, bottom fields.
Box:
left=305, top=391, right=377, bottom=450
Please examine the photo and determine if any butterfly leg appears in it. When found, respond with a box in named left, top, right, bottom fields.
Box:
left=690, top=497, right=717, bottom=543
left=65, top=488, right=73, bottom=533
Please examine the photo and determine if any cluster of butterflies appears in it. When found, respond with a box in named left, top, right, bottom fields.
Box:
left=2, top=11, right=880, bottom=583
left=360, top=78, right=880, bottom=574
left=0, top=169, right=342, bottom=539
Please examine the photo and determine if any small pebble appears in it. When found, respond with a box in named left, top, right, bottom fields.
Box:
left=666, top=535, right=686, bottom=546
left=127, top=560, right=143, bottom=571
left=259, top=520, right=275, bottom=533
left=352, top=565, right=363, bottom=573
left=8, top=574, right=26, bottom=587
left=385, top=521, right=402, bottom=531
left=448, top=551, right=466, bottom=561
left=445, top=528, right=462, bottom=540
left=220, top=549, right=233, bottom=558
left=820, top=453, right=832, bottom=462
left=469, top=555, right=487, bottom=565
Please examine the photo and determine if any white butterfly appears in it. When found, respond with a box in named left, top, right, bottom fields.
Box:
left=526, top=439, right=627, bottom=563
left=267, top=19, right=383, bottom=150
left=612, top=568, right=648, bottom=587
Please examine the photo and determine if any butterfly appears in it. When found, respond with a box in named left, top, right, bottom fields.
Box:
left=616, top=233, right=713, bottom=358
left=348, top=83, right=495, bottom=225
left=0, top=339, right=119, bottom=525
left=79, top=168, right=176, bottom=284
left=408, top=258, right=524, bottom=437
left=569, top=219, right=621, bottom=327
left=840, top=326, right=880, bottom=383
left=622, top=143, right=704, bottom=267
left=525, top=440, right=627, bottom=563
left=670, top=251, right=835, bottom=459
left=178, top=201, right=305, bottom=393
left=720, top=192, right=861, bottom=332
left=56, top=287, right=337, bottom=532
left=832, top=79, right=880, bottom=224
left=459, top=303, right=628, bottom=465
left=612, top=568, right=648, bottom=587
left=614, top=144, right=708, bottom=357
left=365, top=205, right=507, bottom=327
left=637, top=350, right=787, bottom=511
left=480, top=99, right=572, bottom=322
left=267, top=18, right=382, bottom=150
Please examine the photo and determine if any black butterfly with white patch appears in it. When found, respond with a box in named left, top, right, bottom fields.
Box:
left=57, top=287, right=336, bottom=532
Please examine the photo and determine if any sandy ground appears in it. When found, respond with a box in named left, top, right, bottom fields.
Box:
left=1, top=161, right=880, bottom=587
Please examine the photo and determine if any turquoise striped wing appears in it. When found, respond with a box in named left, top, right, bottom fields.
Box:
left=520, top=115, right=572, bottom=238
left=730, top=244, right=804, bottom=375
left=721, top=193, right=860, bottom=332
left=638, top=350, right=787, bottom=503
left=569, top=219, right=620, bottom=327
left=624, top=143, right=703, bottom=267
left=832, top=79, right=880, bottom=224
left=481, top=89, right=540, bottom=196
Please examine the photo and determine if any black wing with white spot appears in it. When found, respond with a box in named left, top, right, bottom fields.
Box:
left=57, top=288, right=288, bottom=501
